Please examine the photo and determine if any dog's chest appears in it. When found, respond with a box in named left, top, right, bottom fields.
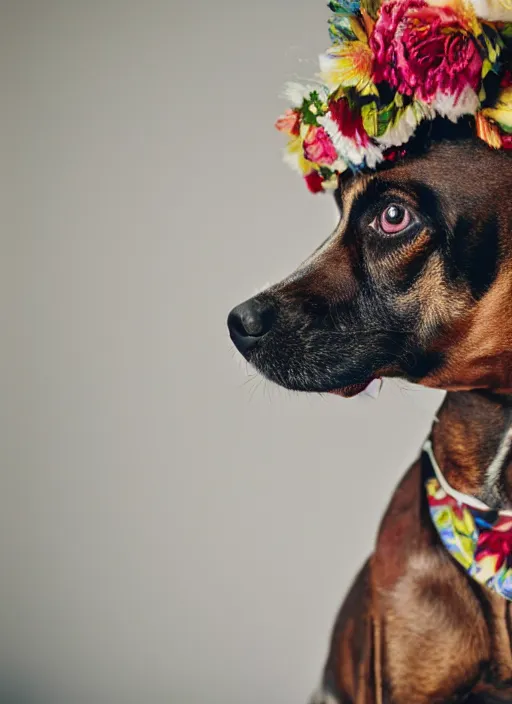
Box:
left=383, top=551, right=512, bottom=701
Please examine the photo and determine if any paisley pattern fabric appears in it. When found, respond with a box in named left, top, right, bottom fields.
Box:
left=425, top=452, right=512, bottom=600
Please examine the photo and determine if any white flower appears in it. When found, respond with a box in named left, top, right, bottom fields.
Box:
left=318, top=113, right=384, bottom=168
left=282, top=82, right=328, bottom=107
left=432, top=85, right=480, bottom=122
left=376, top=102, right=435, bottom=148
left=465, top=0, right=512, bottom=21
left=330, top=159, right=349, bottom=174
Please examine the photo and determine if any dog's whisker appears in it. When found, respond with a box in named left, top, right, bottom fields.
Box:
left=247, top=375, right=264, bottom=403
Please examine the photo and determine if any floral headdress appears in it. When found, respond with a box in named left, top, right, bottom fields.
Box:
left=275, top=0, right=512, bottom=192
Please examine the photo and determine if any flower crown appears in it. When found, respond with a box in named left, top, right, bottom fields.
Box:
left=275, top=0, right=512, bottom=192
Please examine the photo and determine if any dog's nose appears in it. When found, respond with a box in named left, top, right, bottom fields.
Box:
left=227, top=299, right=275, bottom=355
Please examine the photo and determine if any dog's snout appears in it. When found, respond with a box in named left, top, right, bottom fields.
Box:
left=227, top=299, right=275, bottom=355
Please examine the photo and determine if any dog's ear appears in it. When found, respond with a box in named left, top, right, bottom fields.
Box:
left=319, top=560, right=384, bottom=704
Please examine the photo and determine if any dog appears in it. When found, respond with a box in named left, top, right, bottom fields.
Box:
left=228, top=131, right=512, bottom=702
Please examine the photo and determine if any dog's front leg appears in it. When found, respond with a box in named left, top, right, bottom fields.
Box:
left=309, top=559, right=384, bottom=704
left=310, top=463, right=495, bottom=704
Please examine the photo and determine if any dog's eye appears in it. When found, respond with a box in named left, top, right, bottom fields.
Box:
left=372, top=204, right=413, bottom=235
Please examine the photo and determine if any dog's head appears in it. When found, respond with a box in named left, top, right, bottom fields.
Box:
left=228, top=138, right=512, bottom=396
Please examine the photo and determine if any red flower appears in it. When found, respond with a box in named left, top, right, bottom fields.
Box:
left=304, top=171, right=325, bottom=193
left=275, top=109, right=300, bottom=136
left=330, top=98, right=369, bottom=145
left=303, top=126, right=338, bottom=166
left=501, top=70, right=512, bottom=89
left=383, top=146, right=408, bottom=162
left=476, top=521, right=512, bottom=571
left=501, top=134, right=512, bottom=150
left=370, top=0, right=482, bottom=103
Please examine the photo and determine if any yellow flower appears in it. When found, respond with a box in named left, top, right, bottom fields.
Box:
left=319, top=40, right=375, bottom=93
left=283, top=135, right=315, bottom=176
left=482, top=86, right=512, bottom=131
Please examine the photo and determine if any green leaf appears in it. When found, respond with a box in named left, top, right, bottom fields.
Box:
left=361, top=101, right=378, bottom=136
left=300, top=91, right=327, bottom=126
left=361, top=100, right=398, bottom=138
left=480, top=23, right=504, bottom=66
left=319, top=166, right=334, bottom=179
left=328, top=15, right=358, bottom=43
left=328, top=0, right=361, bottom=14
left=501, top=23, right=512, bottom=38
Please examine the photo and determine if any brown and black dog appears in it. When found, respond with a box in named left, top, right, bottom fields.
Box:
left=228, top=125, right=512, bottom=702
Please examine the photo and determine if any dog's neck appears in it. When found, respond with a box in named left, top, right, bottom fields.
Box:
left=431, top=390, right=512, bottom=510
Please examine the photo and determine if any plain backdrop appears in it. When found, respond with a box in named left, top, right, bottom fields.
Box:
left=1, top=2, right=444, bottom=703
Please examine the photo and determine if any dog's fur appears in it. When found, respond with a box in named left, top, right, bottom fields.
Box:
left=228, top=132, right=512, bottom=702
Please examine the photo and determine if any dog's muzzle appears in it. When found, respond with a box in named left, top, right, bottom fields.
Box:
left=227, top=297, right=275, bottom=357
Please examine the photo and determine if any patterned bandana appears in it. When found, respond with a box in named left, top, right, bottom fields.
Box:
left=424, top=440, right=512, bottom=600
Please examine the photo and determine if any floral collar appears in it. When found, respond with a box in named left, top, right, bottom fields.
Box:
left=275, top=0, right=512, bottom=193
left=424, top=440, right=512, bottom=600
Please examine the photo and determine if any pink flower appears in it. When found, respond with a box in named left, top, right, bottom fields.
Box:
left=370, top=0, right=483, bottom=104
left=275, top=109, right=300, bottom=136
left=304, top=170, right=325, bottom=193
left=303, top=126, right=338, bottom=165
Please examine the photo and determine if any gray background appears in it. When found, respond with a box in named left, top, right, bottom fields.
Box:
left=2, top=2, right=443, bottom=703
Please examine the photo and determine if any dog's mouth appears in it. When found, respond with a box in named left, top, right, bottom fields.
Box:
left=329, top=378, right=382, bottom=399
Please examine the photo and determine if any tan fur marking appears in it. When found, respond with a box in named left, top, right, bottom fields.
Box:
left=338, top=175, right=373, bottom=231
left=424, top=265, right=512, bottom=390
left=397, top=252, right=468, bottom=340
